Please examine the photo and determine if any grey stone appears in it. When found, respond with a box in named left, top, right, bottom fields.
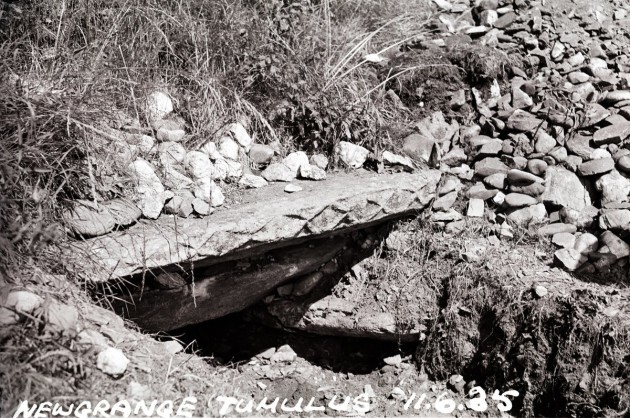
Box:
left=192, top=198, right=211, bottom=216
left=467, top=182, right=498, bottom=200
left=554, top=248, right=587, bottom=271
left=549, top=146, right=568, bottom=163
left=299, top=164, right=327, bottom=181
left=102, top=199, right=142, bottom=227
left=249, top=144, right=275, bottom=165
left=564, top=155, right=583, bottom=172
left=156, top=127, right=185, bottom=143
left=5, top=291, right=43, bottom=316
left=577, top=158, right=615, bottom=176
left=542, top=167, right=590, bottom=211
left=69, top=171, right=442, bottom=281
left=382, top=151, right=414, bottom=169
left=478, top=140, right=503, bottom=157
left=128, top=160, right=167, bottom=219
left=442, top=147, right=468, bottom=166
left=283, top=151, right=310, bottom=175
left=574, top=233, right=599, bottom=255
left=552, top=232, right=576, bottom=249
left=593, top=122, right=630, bottom=145
left=431, top=209, right=463, bottom=222
left=402, top=134, right=436, bottom=163
left=475, top=157, right=509, bottom=177
left=261, top=163, right=295, bottom=182
left=512, top=87, right=533, bottom=109
left=506, top=109, right=543, bottom=132
left=145, top=91, right=173, bottom=122
left=158, top=142, right=186, bottom=165
left=599, top=231, right=630, bottom=259
left=535, top=131, right=556, bottom=154
left=618, top=155, right=630, bottom=174
left=239, top=174, right=268, bottom=189
left=506, top=203, right=547, bottom=226
left=433, top=191, right=458, bottom=212
left=310, top=154, right=329, bottom=170
left=507, top=169, right=544, bottom=184
left=229, top=122, right=252, bottom=151
left=504, top=193, right=537, bottom=208
left=566, top=135, right=595, bottom=160
left=97, top=347, right=129, bottom=377
left=414, top=111, right=458, bottom=144
left=509, top=181, right=545, bottom=197
left=537, top=223, right=577, bottom=236
left=218, top=136, right=240, bottom=161
left=560, top=206, right=598, bottom=229
left=599, top=209, right=630, bottom=232
left=63, top=200, right=116, bottom=237
left=184, top=151, right=213, bottom=180
left=601, top=90, right=630, bottom=104
left=580, top=103, right=610, bottom=128
left=164, top=195, right=194, bottom=218
left=439, top=176, right=462, bottom=196
left=568, top=71, right=590, bottom=84
left=45, top=302, right=78, bottom=334
left=527, top=159, right=548, bottom=176
left=161, top=165, right=193, bottom=190
left=595, top=170, right=630, bottom=204
left=483, top=173, right=507, bottom=189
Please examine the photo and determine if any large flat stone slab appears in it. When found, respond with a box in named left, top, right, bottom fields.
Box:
left=68, top=170, right=441, bottom=282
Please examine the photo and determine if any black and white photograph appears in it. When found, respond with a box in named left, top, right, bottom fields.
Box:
left=1, top=0, right=629, bottom=416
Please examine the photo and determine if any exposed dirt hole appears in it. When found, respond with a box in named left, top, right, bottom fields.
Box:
left=171, top=312, right=417, bottom=375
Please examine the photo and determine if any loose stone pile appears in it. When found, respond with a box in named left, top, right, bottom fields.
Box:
left=62, top=90, right=416, bottom=240
left=398, top=0, right=629, bottom=274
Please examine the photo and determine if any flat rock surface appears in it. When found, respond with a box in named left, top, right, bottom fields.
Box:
left=68, top=170, right=441, bottom=281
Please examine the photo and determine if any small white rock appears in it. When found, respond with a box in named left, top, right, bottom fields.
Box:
left=156, top=128, right=185, bottom=143
left=270, top=345, right=297, bottom=363
left=534, top=285, right=548, bottom=298
left=77, top=329, right=109, bottom=348
left=390, top=387, right=406, bottom=400
left=467, top=198, right=485, bottom=217
left=192, top=198, right=211, bottom=215
left=128, top=159, right=166, bottom=219
left=45, top=302, right=78, bottom=334
left=184, top=151, right=214, bottom=180
left=97, top=347, right=130, bottom=377
left=239, top=174, right=268, bottom=189
left=229, top=122, right=253, bottom=152
left=382, top=151, right=414, bottom=169
left=283, top=151, right=310, bottom=175
left=299, top=164, right=326, bottom=180
left=261, top=163, right=295, bottom=182
left=337, top=141, right=369, bottom=169
left=284, top=184, right=303, bottom=193
left=310, top=154, right=329, bottom=170
left=5, top=291, right=43, bottom=314
left=145, top=91, right=173, bottom=122
left=383, top=354, right=402, bottom=366
left=162, top=340, right=184, bottom=355
left=200, top=141, right=223, bottom=160
left=218, top=136, right=240, bottom=161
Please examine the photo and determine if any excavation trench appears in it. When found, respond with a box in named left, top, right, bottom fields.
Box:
left=107, top=218, right=630, bottom=418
